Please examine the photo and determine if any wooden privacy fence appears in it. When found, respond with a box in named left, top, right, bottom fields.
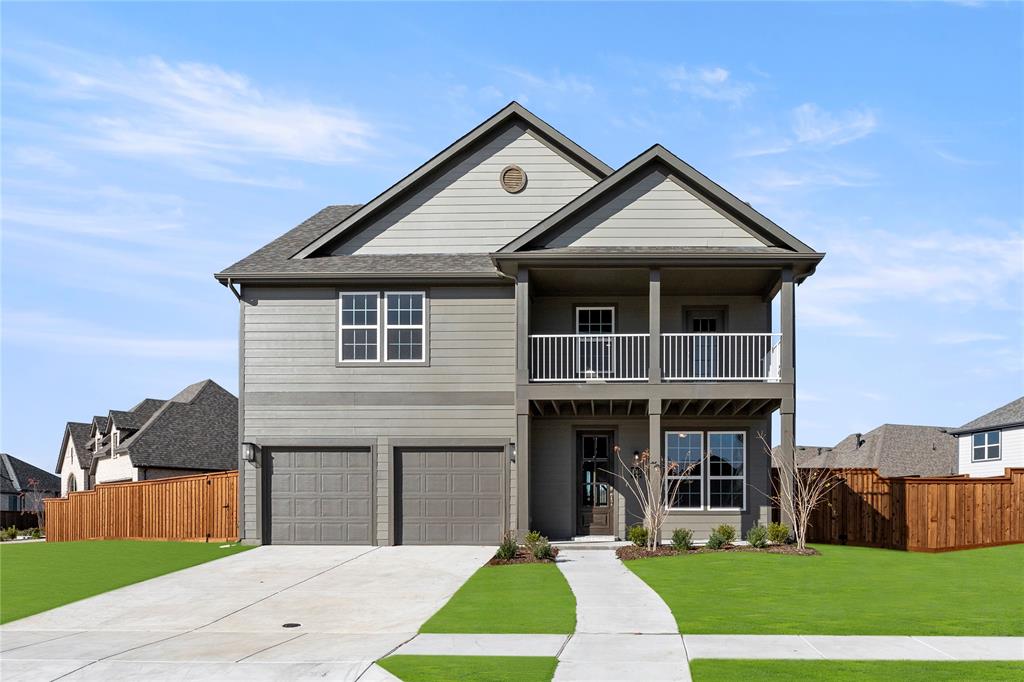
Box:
left=807, top=467, right=1024, bottom=552
left=44, top=472, right=238, bottom=543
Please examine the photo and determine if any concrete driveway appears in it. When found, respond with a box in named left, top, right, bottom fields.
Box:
left=0, top=545, right=493, bottom=681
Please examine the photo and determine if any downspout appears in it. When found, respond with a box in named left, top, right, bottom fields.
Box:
left=222, top=277, right=242, bottom=300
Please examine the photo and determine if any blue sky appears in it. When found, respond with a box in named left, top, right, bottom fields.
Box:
left=2, top=2, right=1022, bottom=471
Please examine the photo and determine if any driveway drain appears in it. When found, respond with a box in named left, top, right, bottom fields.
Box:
left=282, top=623, right=301, bottom=628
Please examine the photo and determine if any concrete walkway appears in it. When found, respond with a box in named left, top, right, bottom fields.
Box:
left=0, top=545, right=493, bottom=681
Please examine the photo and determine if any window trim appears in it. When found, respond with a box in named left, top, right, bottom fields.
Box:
left=338, top=291, right=382, bottom=364
left=384, top=290, right=427, bottom=363
left=665, top=430, right=704, bottom=511
left=971, top=430, right=1001, bottom=463
left=335, top=289, right=430, bottom=367
left=706, top=430, right=746, bottom=511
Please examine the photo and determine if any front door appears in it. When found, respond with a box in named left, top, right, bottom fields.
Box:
left=577, top=432, right=614, bottom=535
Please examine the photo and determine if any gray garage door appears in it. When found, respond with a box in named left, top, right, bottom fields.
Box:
left=398, top=448, right=504, bottom=545
left=269, top=449, right=372, bottom=545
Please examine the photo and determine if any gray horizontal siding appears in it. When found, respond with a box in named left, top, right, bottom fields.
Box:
left=332, top=123, right=596, bottom=255
left=242, top=285, right=516, bottom=441
left=546, top=168, right=768, bottom=249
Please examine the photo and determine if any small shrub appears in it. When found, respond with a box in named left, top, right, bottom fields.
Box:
left=495, top=531, right=518, bottom=560
left=767, top=522, right=790, bottom=545
left=627, top=524, right=649, bottom=548
left=524, top=530, right=543, bottom=549
left=671, top=528, right=693, bottom=551
left=746, top=525, right=769, bottom=548
left=0, top=526, right=18, bottom=542
left=29, top=527, right=42, bottom=539
left=530, top=535, right=554, bottom=561
left=713, top=524, right=736, bottom=544
left=705, top=530, right=728, bottom=550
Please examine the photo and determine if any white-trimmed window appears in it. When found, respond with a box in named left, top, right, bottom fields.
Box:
left=385, top=292, right=425, bottom=362
left=972, top=431, right=1000, bottom=462
left=111, top=431, right=119, bottom=458
left=665, top=431, right=703, bottom=510
left=340, top=292, right=380, bottom=362
left=707, top=432, right=745, bottom=510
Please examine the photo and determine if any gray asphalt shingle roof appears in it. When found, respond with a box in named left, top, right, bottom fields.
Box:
left=58, top=422, right=94, bottom=473
left=778, top=424, right=957, bottom=478
left=956, top=396, right=1024, bottom=433
left=1, top=453, right=60, bottom=495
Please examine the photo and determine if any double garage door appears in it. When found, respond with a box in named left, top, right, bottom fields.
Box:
left=268, top=447, right=504, bottom=545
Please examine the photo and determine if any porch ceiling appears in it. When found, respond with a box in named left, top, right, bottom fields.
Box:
left=528, top=397, right=780, bottom=418
left=527, top=266, right=780, bottom=297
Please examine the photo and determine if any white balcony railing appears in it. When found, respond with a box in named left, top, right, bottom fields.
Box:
left=528, top=333, right=782, bottom=383
left=661, top=333, right=781, bottom=382
left=529, top=334, right=649, bottom=382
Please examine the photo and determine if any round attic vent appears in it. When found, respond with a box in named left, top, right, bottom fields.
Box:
left=500, top=165, right=527, bottom=193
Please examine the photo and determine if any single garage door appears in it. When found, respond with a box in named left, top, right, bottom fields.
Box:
left=269, top=449, right=372, bottom=544
left=397, top=448, right=505, bottom=545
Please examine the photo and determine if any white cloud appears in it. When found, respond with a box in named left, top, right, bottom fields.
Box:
left=791, top=103, right=878, bottom=147
left=501, top=67, right=595, bottom=97
left=3, top=311, right=234, bottom=360
left=934, top=332, right=1006, bottom=345
left=9, top=146, right=76, bottom=175
left=9, top=46, right=376, bottom=182
left=664, top=65, right=754, bottom=104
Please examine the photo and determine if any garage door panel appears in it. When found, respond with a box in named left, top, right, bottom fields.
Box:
left=399, top=448, right=504, bottom=545
left=269, top=448, right=372, bottom=545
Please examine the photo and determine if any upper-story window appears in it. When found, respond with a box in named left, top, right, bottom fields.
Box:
left=972, top=431, right=1000, bottom=462
left=340, top=293, right=380, bottom=362
left=339, top=291, right=426, bottom=364
left=111, top=430, right=119, bottom=458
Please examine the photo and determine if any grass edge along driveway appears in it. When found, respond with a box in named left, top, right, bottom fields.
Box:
left=379, top=655, right=559, bottom=682
left=420, top=562, right=576, bottom=634
left=625, top=544, right=1023, bottom=636
left=0, top=539, right=251, bottom=624
left=690, top=660, right=1024, bottom=681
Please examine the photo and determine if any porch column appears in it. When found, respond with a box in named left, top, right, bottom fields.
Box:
left=648, top=268, right=661, bottom=384
left=648, top=398, right=663, bottom=543
left=515, top=268, right=530, bottom=385
left=516, top=413, right=530, bottom=535
left=778, top=267, right=796, bottom=528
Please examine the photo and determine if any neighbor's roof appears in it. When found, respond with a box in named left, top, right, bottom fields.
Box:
left=777, top=424, right=957, bottom=478
left=953, top=396, right=1024, bottom=435
left=117, top=379, right=238, bottom=472
left=1, top=452, right=60, bottom=495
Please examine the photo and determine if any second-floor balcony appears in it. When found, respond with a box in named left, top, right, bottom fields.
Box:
left=529, top=332, right=781, bottom=383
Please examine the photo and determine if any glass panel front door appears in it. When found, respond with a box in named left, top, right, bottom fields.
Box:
left=577, top=432, right=613, bottom=535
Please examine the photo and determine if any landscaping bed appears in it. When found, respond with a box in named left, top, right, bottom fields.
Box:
left=617, top=543, right=818, bottom=560
left=489, top=546, right=560, bottom=565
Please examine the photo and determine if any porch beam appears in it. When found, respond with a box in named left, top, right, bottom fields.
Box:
left=516, top=413, right=530, bottom=534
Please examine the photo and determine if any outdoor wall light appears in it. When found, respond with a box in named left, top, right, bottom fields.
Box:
left=242, top=442, right=258, bottom=464
left=510, top=444, right=517, bottom=464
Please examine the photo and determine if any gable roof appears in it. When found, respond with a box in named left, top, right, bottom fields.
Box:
left=1, top=452, right=60, bottom=495
left=56, top=422, right=93, bottom=473
left=214, top=203, right=501, bottom=281
left=91, top=415, right=109, bottom=435
left=779, top=424, right=957, bottom=478
left=498, top=144, right=819, bottom=257
left=290, top=102, right=612, bottom=260
left=954, top=396, right=1024, bottom=434
left=116, top=379, right=238, bottom=472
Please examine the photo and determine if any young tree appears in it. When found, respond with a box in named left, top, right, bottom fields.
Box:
left=604, top=445, right=703, bottom=551
left=20, top=477, right=46, bottom=530
left=758, top=432, right=842, bottom=551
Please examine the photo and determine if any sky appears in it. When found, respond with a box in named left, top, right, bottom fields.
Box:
left=2, top=2, right=1022, bottom=471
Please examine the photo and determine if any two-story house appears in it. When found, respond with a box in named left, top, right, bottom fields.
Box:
left=56, top=379, right=239, bottom=495
left=954, top=396, right=1024, bottom=477
left=216, top=103, right=823, bottom=546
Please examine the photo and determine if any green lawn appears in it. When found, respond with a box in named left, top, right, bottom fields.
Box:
left=378, top=656, right=558, bottom=682
left=690, top=660, right=1024, bottom=681
left=626, top=544, right=1024, bottom=635
left=0, top=540, right=251, bottom=623
left=420, top=563, right=575, bottom=634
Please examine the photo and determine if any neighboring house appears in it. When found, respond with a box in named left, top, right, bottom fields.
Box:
left=953, top=396, right=1024, bottom=478
left=782, top=424, right=957, bottom=478
left=1, top=452, right=60, bottom=512
left=57, top=379, right=238, bottom=492
left=216, top=102, right=823, bottom=546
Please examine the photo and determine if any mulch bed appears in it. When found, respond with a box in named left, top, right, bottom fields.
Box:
left=616, top=543, right=819, bottom=560
left=489, top=546, right=561, bottom=565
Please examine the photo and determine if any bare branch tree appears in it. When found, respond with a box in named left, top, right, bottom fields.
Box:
left=758, top=431, right=843, bottom=551
left=602, top=445, right=704, bottom=551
